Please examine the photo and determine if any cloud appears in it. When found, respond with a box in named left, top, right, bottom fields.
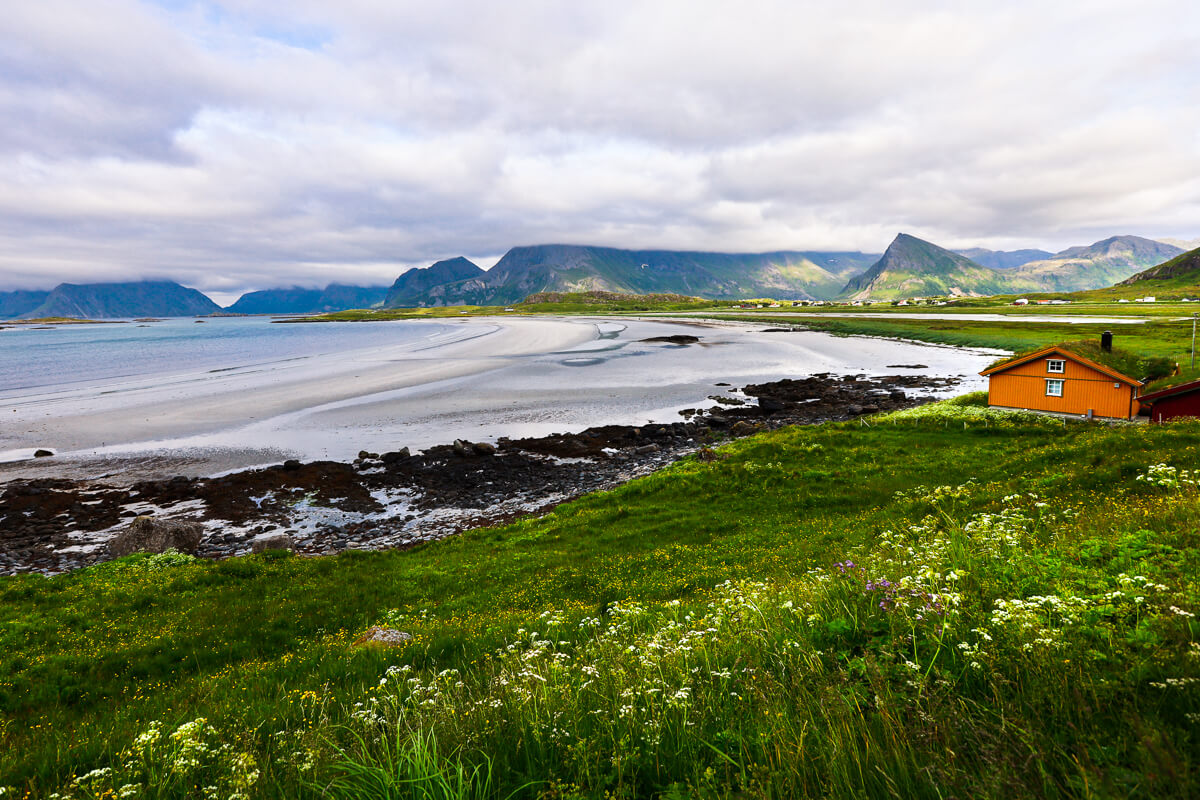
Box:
left=0, top=0, right=1198, bottom=293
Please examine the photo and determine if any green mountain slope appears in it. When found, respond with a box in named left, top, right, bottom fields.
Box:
left=1056, top=245, right=1200, bottom=301
left=840, top=234, right=1011, bottom=300
left=1118, top=245, right=1200, bottom=288
left=1003, top=235, right=1183, bottom=292
left=385, top=246, right=878, bottom=307
left=24, top=281, right=220, bottom=319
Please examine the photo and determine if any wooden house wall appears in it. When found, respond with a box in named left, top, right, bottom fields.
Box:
left=1151, top=391, right=1200, bottom=422
left=987, top=355, right=1137, bottom=418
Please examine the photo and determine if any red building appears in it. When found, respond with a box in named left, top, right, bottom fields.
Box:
left=1137, top=379, right=1200, bottom=423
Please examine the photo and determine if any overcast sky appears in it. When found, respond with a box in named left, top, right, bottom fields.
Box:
left=2, top=0, right=1199, bottom=300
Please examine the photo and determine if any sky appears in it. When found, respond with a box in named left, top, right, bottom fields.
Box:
left=2, top=0, right=1199, bottom=302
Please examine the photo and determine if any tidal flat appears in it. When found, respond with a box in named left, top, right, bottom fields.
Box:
left=0, top=315, right=998, bottom=481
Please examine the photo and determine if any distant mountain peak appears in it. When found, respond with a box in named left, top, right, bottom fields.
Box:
left=225, top=283, right=389, bottom=314
left=955, top=247, right=1053, bottom=270
left=21, top=280, right=220, bottom=319
left=840, top=234, right=999, bottom=300
left=1053, top=234, right=1181, bottom=262
left=386, top=257, right=486, bottom=308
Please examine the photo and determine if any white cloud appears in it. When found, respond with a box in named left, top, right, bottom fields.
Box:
left=0, top=0, right=1198, bottom=294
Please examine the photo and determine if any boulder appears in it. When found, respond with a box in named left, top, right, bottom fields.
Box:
left=846, top=404, right=865, bottom=415
left=109, top=516, right=204, bottom=557
left=730, top=421, right=758, bottom=436
left=756, top=397, right=787, bottom=414
left=352, top=626, right=412, bottom=647
left=251, top=533, right=294, bottom=553
left=282, top=459, right=302, bottom=471
left=381, top=447, right=410, bottom=464
left=33, top=449, right=53, bottom=458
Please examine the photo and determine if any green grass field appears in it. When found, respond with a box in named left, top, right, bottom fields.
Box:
left=685, top=309, right=1200, bottom=389
left=3, top=399, right=1200, bottom=798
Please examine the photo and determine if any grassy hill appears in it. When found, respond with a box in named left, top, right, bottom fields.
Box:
left=3, top=406, right=1199, bottom=798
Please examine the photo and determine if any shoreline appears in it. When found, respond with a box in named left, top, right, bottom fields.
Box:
left=1, top=315, right=998, bottom=482
left=0, top=371, right=960, bottom=576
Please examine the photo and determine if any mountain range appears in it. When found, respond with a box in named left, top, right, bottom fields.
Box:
left=840, top=234, right=1183, bottom=301
left=382, top=245, right=880, bottom=307
left=953, top=248, right=1053, bottom=270
left=225, top=284, right=389, bottom=315
left=0, top=234, right=1194, bottom=319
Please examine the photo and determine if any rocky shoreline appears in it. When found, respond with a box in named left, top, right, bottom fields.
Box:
left=0, top=372, right=957, bottom=575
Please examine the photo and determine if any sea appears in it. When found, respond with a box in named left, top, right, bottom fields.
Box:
left=0, top=316, right=456, bottom=394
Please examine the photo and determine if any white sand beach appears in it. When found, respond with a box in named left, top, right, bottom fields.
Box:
left=0, top=316, right=1002, bottom=482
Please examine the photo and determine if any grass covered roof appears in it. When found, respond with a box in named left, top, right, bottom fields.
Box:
left=989, top=338, right=1175, bottom=384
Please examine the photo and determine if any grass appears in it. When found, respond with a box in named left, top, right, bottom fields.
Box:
left=690, top=312, right=1200, bottom=390
left=283, top=293, right=738, bottom=322
left=3, top=405, right=1200, bottom=797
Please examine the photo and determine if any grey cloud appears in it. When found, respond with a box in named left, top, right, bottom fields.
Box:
left=0, top=0, right=1198, bottom=294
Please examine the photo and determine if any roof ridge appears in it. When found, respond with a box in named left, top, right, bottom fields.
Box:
left=980, top=345, right=1143, bottom=385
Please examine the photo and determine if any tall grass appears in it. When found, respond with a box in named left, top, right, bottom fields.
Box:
left=5, top=404, right=1200, bottom=798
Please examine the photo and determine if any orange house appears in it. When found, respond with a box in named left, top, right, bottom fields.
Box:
left=980, top=345, right=1143, bottom=420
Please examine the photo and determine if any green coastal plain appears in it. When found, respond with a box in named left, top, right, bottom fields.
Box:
left=5, top=301, right=1200, bottom=799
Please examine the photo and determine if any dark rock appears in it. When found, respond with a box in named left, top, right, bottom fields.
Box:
left=846, top=404, right=864, bottom=415
left=757, top=397, right=788, bottom=414
left=33, top=449, right=53, bottom=458
left=109, top=516, right=204, bottom=557
left=282, top=459, right=302, bottom=471
left=634, top=444, right=660, bottom=454
left=381, top=448, right=410, bottom=464
left=358, top=450, right=380, bottom=460
left=641, top=334, right=700, bottom=345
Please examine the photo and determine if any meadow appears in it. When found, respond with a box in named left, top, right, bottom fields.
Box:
left=2, top=397, right=1199, bottom=798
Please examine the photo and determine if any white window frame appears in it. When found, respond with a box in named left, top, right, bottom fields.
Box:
left=1046, top=359, right=1065, bottom=374
left=1045, top=378, right=1064, bottom=397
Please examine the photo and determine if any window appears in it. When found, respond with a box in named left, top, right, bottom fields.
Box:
left=1046, top=379, right=1064, bottom=397
left=1047, top=359, right=1065, bottom=373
